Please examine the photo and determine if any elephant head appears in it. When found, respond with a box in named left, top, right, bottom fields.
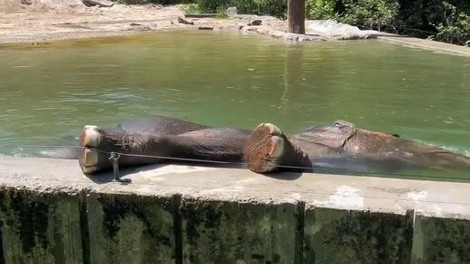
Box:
left=296, top=120, right=400, bottom=154
left=296, top=120, right=470, bottom=171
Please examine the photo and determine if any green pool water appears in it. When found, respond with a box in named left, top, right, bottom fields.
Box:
left=0, top=31, right=469, bottom=180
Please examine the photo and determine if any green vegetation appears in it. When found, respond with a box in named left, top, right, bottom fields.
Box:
left=179, top=3, right=201, bottom=13
left=305, top=0, right=469, bottom=45
left=215, top=5, right=229, bottom=18
left=340, top=0, right=399, bottom=31
left=116, top=0, right=469, bottom=45
left=179, top=3, right=229, bottom=18
left=194, top=0, right=287, bottom=18
left=306, top=0, right=336, bottom=20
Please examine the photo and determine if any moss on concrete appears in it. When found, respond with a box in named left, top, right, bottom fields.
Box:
left=304, top=207, right=414, bottom=264
left=180, top=199, right=299, bottom=264
left=1, top=157, right=470, bottom=263
left=0, top=218, right=4, bottom=264
left=0, top=189, right=83, bottom=264
left=87, top=192, right=176, bottom=264
left=9, top=193, right=50, bottom=253
left=412, top=215, right=470, bottom=264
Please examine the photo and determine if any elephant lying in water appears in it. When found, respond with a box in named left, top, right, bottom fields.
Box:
left=77, top=115, right=470, bottom=175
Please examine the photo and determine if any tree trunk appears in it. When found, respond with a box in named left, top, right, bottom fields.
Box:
left=287, top=0, right=306, bottom=34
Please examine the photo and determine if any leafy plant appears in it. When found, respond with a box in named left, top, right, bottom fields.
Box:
left=216, top=4, right=229, bottom=18
left=196, top=0, right=231, bottom=12
left=340, top=0, right=399, bottom=31
left=432, top=7, right=470, bottom=45
left=180, top=3, right=201, bottom=13
left=114, top=0, right=470, bottom=45
left=306, top=0, right=336, bottom=20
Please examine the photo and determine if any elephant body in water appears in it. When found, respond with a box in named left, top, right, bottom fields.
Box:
left=53, top=115, right=470, bottom=175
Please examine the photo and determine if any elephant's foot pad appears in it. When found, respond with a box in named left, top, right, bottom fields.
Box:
left=244, top=123, right=312, bottom=173
left=79, top=125, right=110, bottom=174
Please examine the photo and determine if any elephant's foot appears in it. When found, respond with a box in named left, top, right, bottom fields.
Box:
left=244, top=123, right=312, bottom=173
left=79, top=125, right=112, bottom=174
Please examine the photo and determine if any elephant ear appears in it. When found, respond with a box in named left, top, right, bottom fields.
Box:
left=299, top=120, right=357, bottom=148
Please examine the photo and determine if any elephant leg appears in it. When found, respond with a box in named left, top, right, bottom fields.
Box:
left=80, top=123, right=313, bottom=174
left=80, top=125, right=163, bottom=174
left=243, top=123, right=313, bottom=173
left=79, top=125, right=247, bottom=174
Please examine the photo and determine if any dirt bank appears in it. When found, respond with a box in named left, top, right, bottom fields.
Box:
left=0, top=0, right=185, bottom=43
left=1, top=0, right=468, bottom=56
left=0, top=0, right=364, bottom=44
left=0, top=0, right=294, bottom=44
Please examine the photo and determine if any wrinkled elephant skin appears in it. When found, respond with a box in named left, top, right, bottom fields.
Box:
left=43, top=116, right=470, bottom=175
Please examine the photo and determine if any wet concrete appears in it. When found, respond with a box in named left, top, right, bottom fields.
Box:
left=0, top=156, right=469, bottom=263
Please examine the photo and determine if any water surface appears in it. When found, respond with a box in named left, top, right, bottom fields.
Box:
left=0, top=31, right=469, bottom=180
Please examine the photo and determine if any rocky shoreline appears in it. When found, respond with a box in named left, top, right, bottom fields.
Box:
left=0, top=0, right=468, bottom=56
left=0, top=1, right=375, bottom=45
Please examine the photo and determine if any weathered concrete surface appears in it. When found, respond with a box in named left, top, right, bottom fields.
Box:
left=411, top=215, right=470, bottom=264
left=304, top=208, right=413, bottom=264
left=181, top=199, right=300, bottom=264
left=87, top=193, right=177, bottom=263
left=0, top=189, right=84, bottom=264
left=379, top=36, right=470, bottom=57
left=1, top=156, right=470, bottom=263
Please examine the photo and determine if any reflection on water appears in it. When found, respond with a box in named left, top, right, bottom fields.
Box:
left=0, top=31, right=469, bottom=179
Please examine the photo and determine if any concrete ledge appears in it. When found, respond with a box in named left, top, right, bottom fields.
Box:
left=1, top=156, right=469, bottom=263
left=378, top=36, right=470, bottom=57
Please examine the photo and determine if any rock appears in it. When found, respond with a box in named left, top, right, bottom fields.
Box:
left=81, top=0, right=114, bottom=8
left=248, top=20, right=262, bottom=26
left=185, top=14, right=217, bottom=18
left=226, top=6, right=277, bottom=21
left=20, top=0, right=32, bottom=5
left=198, top=26, right=214, bottom=30
left=226, top=7, right=238, bottom=17
left=242, top=26, right=258, bottom=32
left=177, top=16, right=194, bottom=25
left=465, top=40, right=470, bottom=47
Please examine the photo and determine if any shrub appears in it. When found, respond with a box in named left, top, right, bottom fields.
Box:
left=432, top=7, right=470, bottom=45
left=115, top=0, right=470, bottom=45
left=196, top=0, right=286, bottom=18
left=196, top=0, right=231, bottom=12
left=216, top=4, right=229, bottom=18
left=180, top=3, right=201, bottom=13
left=251, top=0, right=287, bottom=18
left=306, top=0, right=337, bottom=20
left=339, top=0, right=399, bottom=31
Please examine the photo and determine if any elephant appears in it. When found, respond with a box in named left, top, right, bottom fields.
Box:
left=75, top=115, right=470, bottom=175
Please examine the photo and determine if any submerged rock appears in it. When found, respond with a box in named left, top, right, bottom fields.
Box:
left=198, top=26, right=213, bottom=30
left=248, top=20, right=262, bottom=26
left=177, top=16, right=194, bottom=25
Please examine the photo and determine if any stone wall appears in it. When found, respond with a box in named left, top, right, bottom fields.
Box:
left=0, top=157, right=469, bottom=263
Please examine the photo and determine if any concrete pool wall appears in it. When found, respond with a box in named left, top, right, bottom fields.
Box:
left=0, top=156, right=469, bottom=263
